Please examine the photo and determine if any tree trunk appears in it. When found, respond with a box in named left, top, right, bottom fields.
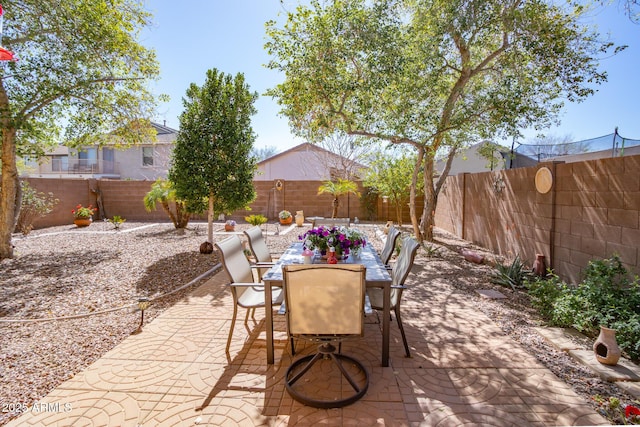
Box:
left=409, top=146, right=425, bottom=242
left=331, top=197, right=339, bottom=218
left=0, top=127, right=18, bottom=259
left=160, top=200, right=178, bottom=228
left=176, top=202, right=190, bottom=228
left=421, top=158, right=438, bottom=242
left=207, top=191, right=214, bottom=243
left=395, top=201, right=403, bottom=226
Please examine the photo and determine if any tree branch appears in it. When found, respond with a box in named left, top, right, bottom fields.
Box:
left=20, top=76, right=143, bottom=120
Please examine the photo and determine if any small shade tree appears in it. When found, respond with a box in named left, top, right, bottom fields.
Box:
left=169, top=68, right=258, bottom=244
left=364, top=151, right=419, bottom=225
left=317, top=178, right=360, bottom=218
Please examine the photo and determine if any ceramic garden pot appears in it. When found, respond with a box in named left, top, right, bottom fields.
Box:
left=593, top=326, right=621, bottom=365
left=74, top=218, right=92, bottom=227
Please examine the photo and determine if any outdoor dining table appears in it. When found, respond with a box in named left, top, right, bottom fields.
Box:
left=261, top=241, right=394, bottom=367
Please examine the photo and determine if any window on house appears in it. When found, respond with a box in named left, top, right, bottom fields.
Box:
left=142, top=147, right=154, bottom=166
left=78, top=148, right=97, bottom=171
left=52, top=155, right=68, bottom=172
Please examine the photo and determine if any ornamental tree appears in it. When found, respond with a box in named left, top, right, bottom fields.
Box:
left=364, top=150, right=420, bottom=225
left=265, top=0, right=616, bottom=241
left=143, top=179, right=190, bottom=229
left=169, top=69, right=258, bottom=244
left=317, top=178, right=360, bottom=218
left=0, top=0, right=161, bottom=259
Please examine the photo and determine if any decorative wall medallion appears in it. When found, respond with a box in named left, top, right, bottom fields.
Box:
left=535, top=167, right=553, bottom=194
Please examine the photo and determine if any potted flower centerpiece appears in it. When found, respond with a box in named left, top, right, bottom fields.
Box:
left=72, top=204, right=97, bottom=227
left=299, top=225, right=366, bottom=260
left=279, top=210, right=292, bottom=225
left=345, top=228, right=367, bottom=258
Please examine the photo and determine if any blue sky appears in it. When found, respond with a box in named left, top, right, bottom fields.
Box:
left=141, top=1, right=639, bottom=152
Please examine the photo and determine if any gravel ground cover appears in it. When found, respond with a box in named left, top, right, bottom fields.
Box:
left=1, top=221, right=638, bottom=425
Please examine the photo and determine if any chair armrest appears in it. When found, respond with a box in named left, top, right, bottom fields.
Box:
left=390, top=285, right=407, bottom=290
left=229, top=282, right=265, bottom=288
left=253, top=262, right=275, bottom=267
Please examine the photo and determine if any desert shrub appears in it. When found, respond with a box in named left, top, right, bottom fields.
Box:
left=245, top=214, right=268, bottom=226
left=15, top=181, right=59, bottom=235
left=491, top=255, right=533, bottom=291
left=526, top=272, right=565, bottom=320
left=534, top=255, right=640, bottom=361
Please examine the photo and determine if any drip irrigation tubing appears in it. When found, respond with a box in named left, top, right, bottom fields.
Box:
left=0, top=263, right=222, bottom=324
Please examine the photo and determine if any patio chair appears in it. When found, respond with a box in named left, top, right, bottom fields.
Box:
left=367, top=236, right=420, bottom=358
left=282, top=264, right=368, bottom=408
left=214, top=235, right=283, bottom=354
left=243, top=226, right=275, bottom=281
left=380, top=225, right=401, bottom=268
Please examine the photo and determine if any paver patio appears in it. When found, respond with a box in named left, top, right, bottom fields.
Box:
left=6, top=267, right=609, bottom=426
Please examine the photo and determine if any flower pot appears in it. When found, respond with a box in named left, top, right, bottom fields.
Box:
left=593, top=326, right=621, bottom=365
left=280, top=217, right=292, bottom=225
left=224, top=225, right=235, bottom=232
left=295, top=213, right=304, bottom=227
left=74, top=218, right=92, bottom=227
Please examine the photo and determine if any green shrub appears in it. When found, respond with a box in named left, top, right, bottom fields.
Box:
left=15, top=181, right=59, bottom=235
left=526, top=273, right=565, bottom=320
left=491, top=254, right=533, bottom=291
left=108, top=215, right=126, bottom=230
left=245, top=214, right=268, bottom=226
left=536, top=255, right=640, bottom=361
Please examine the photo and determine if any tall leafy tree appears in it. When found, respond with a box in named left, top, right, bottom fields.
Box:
left=0, top=0, right=161, bottom=259
left=169, top=69, right=258, bottom=244
left=265, top=0, right=616, bottom=241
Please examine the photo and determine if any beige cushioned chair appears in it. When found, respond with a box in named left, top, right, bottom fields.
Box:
left=282, top=264, right=368, bottom=408
left=215, top=235, right=283, bottom=354
left=367, top=236, right=419, bottom=357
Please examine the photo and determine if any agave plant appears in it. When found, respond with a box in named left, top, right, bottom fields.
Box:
left=491, top=255, right=533, bottom=291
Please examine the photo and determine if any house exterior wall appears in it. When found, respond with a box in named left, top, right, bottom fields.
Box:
left=256, top=149, right=333, bottom=181
left=114, top=144, right=173, bottom=180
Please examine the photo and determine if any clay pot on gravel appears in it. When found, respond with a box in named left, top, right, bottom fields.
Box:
left=199, top=241, right=214, bottom=254
left=73, top=218, right=92, bottom=228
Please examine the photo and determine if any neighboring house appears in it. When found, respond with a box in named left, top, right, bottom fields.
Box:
left=255, top=142, right=367, bottom=181
left=435, top=142, right=536, bottom=176
left=20, top=122, right=177, bottom=180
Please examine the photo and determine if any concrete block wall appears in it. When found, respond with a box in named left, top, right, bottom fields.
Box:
left=24, top=178, right=374, bottom=230
left=232, top=180, right=365, bottom=222
left=435, top=155, right=640, bottom=284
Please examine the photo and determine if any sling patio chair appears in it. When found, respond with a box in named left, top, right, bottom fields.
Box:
left=214, top=235, right=283, bottom=354
left=282, top=264, right=368, bottom=408
left=367, top=236, right=420, bottom=357
left=243, top=225, right=276, bottom=281
left=380, top=225, right=401, bottom=268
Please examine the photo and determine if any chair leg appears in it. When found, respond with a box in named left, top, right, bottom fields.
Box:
left=394, top=306, right=410, bottom=357
left=226, top=304, right=238, bottom=354
left=290, top=337, right=296, bottom=355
